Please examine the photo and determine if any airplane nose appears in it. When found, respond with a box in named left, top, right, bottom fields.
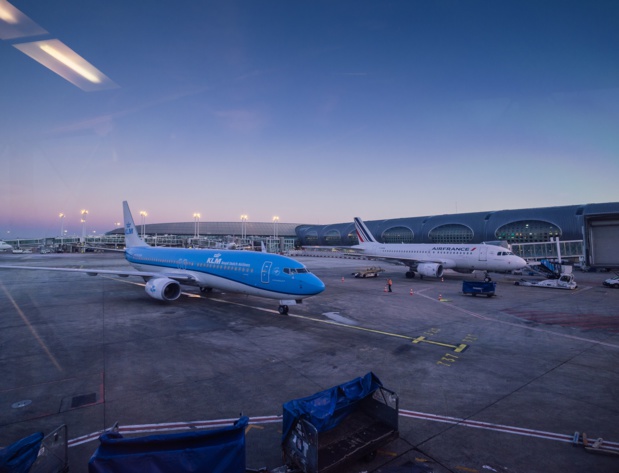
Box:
left=308, top=275, right=326, bottom=295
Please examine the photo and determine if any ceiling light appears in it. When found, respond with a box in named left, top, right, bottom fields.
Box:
left=39, top=43, right=101, bottom=83
left=13, top=39, right=117, bottom=91
left=0, top=0, right=47, bottom=39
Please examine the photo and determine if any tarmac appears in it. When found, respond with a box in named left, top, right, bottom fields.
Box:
left=1, top=252, right=618, bottom=473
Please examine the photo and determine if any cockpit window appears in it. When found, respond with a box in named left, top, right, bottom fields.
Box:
left=283, top=267, right=310, bottom=274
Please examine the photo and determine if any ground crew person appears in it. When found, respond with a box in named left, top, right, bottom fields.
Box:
left=387, top=278, right=393, bottom=292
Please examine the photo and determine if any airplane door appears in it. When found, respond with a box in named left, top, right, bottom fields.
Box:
left=261, top=261, right=272, bottom=284
left=478, top=246, right=487, bottom=261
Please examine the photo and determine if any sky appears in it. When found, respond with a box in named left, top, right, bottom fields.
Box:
left=1, top=0, right=618, bottom=238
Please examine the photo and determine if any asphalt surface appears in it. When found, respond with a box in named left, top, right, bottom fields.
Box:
left=1, top=252, right=618, bottom=473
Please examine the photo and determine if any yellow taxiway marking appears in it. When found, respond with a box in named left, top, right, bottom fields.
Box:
left=103, top=277, right=468, bottom=352
left=245, top=425, right=264, bottom=434
left=1, top=283, right=63, bottom=372
left=285, top=312, right=467, bottom=352
left=376, top=449, right=398, bottom=457
left=412, top=336, right=468, bottom=353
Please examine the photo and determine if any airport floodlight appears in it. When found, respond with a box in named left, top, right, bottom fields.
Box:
left=140, top=211, right=147, bottom=238
left=273, top=216, right=279, bottom=239
left=59, top=213, right=65, bottom=244
left=193, top=213, right=201, bottom=238
left=80, top=210, right=88, bottom=244
left=241, top=215, right=248, bottom=241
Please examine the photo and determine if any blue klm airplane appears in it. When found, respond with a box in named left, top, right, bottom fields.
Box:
left=0, top=202, right=325, bottom=314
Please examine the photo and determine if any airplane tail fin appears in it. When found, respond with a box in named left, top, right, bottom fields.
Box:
left=354, top=217, right=378, bottom=244
left=123, top=201, right=149, bottom=248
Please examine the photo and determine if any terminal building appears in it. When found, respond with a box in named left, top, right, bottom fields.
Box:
left=4, top=202, right=618, bottom=269
left=294, top=202, right=619, bottom=269
left=104, top=221, right=301, bottom=254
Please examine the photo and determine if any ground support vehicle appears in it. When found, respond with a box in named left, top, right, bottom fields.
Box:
left=462, top=280, right=496, bottom=297
left=281, top=372, right=399, bottom=473
left=515, top=273, right=578, bottom=290
left=602, top=274, right=619, bottom=288
left=351, top=266, right=384, bottom=278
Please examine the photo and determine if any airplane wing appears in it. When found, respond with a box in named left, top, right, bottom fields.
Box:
left=0, top=265, right=196, bottom=282
left=347, top=253, right=457, bottom=269
left=303, top=245, right=366, bottom=256
left=386, top=255, right=456, bottom=267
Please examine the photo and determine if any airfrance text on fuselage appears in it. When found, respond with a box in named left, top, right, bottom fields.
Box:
left=432, top=247, right=476, bottom=252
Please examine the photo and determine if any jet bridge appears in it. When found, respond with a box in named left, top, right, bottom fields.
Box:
left=584, top=215, right=619, bottom=269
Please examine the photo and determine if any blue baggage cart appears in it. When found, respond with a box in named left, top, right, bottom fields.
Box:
left=88, top=417, right=248, bottom=473
left=282, top=372, right=398, bottom=473
left=462, top=280, right=496, bottom=297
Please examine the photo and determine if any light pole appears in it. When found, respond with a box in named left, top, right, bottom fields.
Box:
left=240, top=215, right=248, bottom=241
left=273, top=216, right=279, bottom=239
left=273, top=216, right=279, bottom=253
left=59, top=213, right=65, bottom=246
left=139, top=211, right=147, bottom=239
left=80, top=209, right=88, bottom=244
left=114, top=222, right=121, bottom=248
left=193, top=213, right=200, bottom=239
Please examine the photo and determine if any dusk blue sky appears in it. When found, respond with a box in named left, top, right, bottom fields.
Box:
left=1, top=1, right=618, bottom=238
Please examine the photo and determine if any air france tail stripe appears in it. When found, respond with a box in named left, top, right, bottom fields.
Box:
left=354, top=218, right=375, bottom=243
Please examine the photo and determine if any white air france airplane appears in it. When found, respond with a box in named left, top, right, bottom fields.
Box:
left=0, top=240, right=13, bottom=252
left=353, top=217, right=527, bottom=279
left=0, top=202, right=325, bottom=314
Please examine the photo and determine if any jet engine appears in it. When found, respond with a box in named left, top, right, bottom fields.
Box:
left=417, top=263, right=444, bottom=278
left=145, top=277, right=182, bottom=301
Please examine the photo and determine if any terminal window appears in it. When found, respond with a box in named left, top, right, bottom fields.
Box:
left=496, top=220, right=561, bottom=243
left=304, top=232, right=319, bottom=245
left=325, top=230, right=341, bottom=245
left=382, top=226, right=414, bottom=243
left=347, top=232, right=359, bottom=245
left=429, top=224, right=473, bottom=244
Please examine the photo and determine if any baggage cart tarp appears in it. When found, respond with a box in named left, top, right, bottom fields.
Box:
left=88, top=416, right=248, bottom=473
left=0, top=432, right=43, bottom=473
left=282, top=372, right=382, bottom=443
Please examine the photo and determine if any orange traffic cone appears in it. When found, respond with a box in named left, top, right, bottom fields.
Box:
left=410, top=288, right=414, bottom=295
left=384, top=285, right=388, bottom=292
left=341, top=277, right=344, bottom=282
left=438, top=294, right=442, bottom=301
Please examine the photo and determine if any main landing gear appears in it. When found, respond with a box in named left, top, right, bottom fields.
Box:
left=278, top=305, right=289, bottom=315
